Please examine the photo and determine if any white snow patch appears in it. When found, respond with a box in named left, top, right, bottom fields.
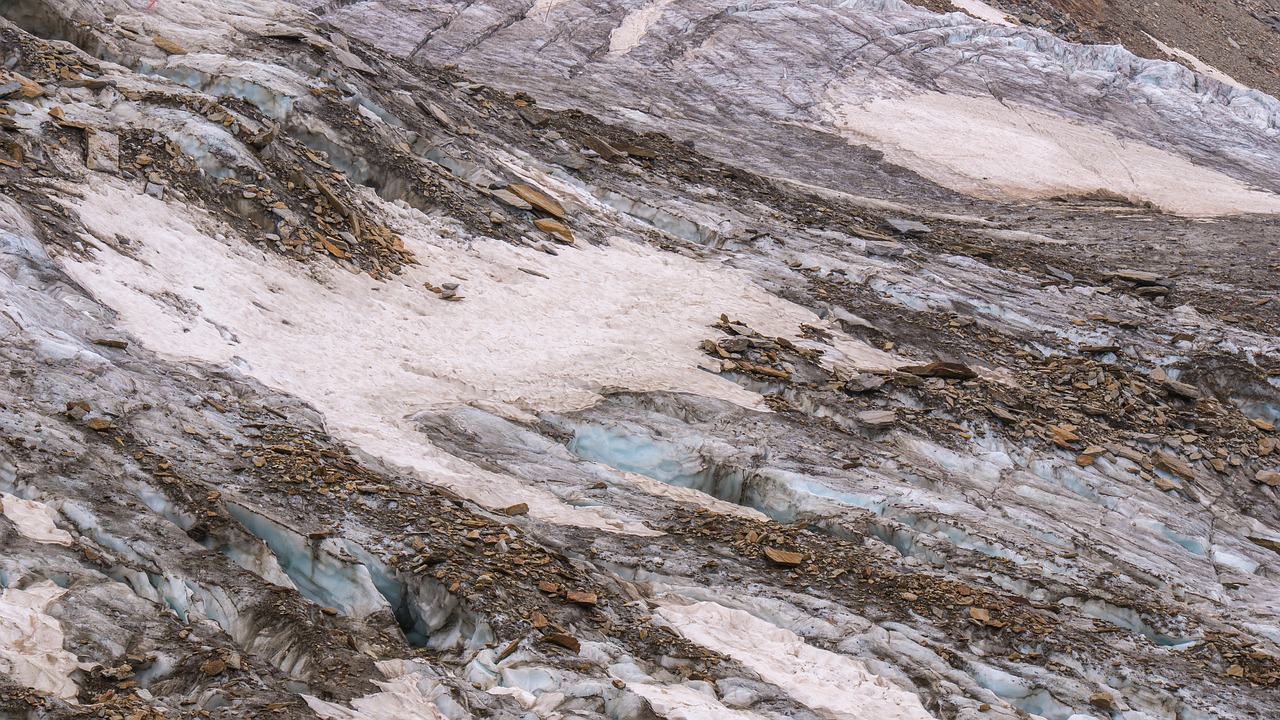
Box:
left=627, top=680, right=771, bottom=719
left=657, top=601, right=934, bottom=720
left=0, top=582, right=84, bottom=699
left=59, top=182, right=884, bottom=533
left=1, top=493, right=73, bottom=546
left=304, top=660, right=450, bottom=719
left=1142, top=33, right=1247, bottom=90
left=820, top=89, right=1280, bottom=216
left=609, top=0, right=678, bottom=56
left=1, top=491, right=72, bottom=543
left=949, top=0, right=1014, bottom=27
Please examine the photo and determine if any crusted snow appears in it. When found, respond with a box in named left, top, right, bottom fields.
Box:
left=609, top=0, right=679, bottom=55
left=625, top=680, right=771, bottom=719
left=0, top=582, right=84, bottom=700
left=948, top=0, right=1014, bottom=26
left=1, top=493, right=73, bottom=547
left=657, top=601, right=936, bottom=720
left=820, top=89, right=1280, bottom=215
left=58, top=181, right=887, bottom=533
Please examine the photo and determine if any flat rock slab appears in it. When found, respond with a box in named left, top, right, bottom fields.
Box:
left=882, top=218, right=932, bottom=236
left=85, top=130, right=120, bottom=173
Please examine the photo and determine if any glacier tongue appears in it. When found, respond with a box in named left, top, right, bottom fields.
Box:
left=0, top=0, right=1279, bottom=718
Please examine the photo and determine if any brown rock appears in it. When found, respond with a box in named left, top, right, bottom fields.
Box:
left=583, top=135, right=624, bottom=161
left=14, top=74, right=44, bottom=99
left=1088, top=691, right=1118, bottom=711
left=533, top=218, right=574, bottom=243
left=1161, top=378, right=1201, bottom=400
left=566, top=590, right=598, bottom=605
left=501, top=502, right=530, bottom=516
left=85, top=417, right=114, bottom=431
left=1151, top=450, right=1194, bottom=480
left=507, top=184, right=566, bottom=219
left=541, top=632, right=580, bottom=653
left=199, top=659, right=226, bottom=676
left=857, top=410, right=897, bottom=428
left=1255, top=469, right=1280, bottom=487
left=1049, top=424, right=1080, bottom=448
left=897, top=362, right=978, bottom=380
left=763, top=546, right=804, bottom=567
left=152, top=37, right=187, bottom=55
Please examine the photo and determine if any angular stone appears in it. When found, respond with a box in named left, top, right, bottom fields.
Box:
left=583, top=135, right=624, bottom=161
left=541, top=632, right=580, bottom=653
left=882, top=218, right=931, bottom=236
left=1089, top=691, right=1118, bottom=711
left=508, top=183, right=566, bottom=219
left=864, top=240, right=906, bottom=257
left=152, top=37, right=187, bottom=55
left=843, top=373, right=886, bottom=393
left=1109, top=269, right=1165, bottom=285
left=1161, top=378, right=1201, bottom=400
left=857, top=410, right=897, bottom=427
left=331, top=47, right=375, bottom=73
left=763, top=546, right=804, bottom=566
left=1255, top=469, right=1280, bottom=487
left=1151, top=449, right=1194, bottom=480
left=534, top=218, right=574, bottom=243
left=517, top=105, right=549, bottom=127
left=85, top=130, right=120, bottom=173
left=491, top=188, right=533, bottom=210
left=898, top=362, right=977, bottom=380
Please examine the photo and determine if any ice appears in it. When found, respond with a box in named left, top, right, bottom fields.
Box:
left=567, top=420, right=709, bottom=487
left=972, top=664, right=1075, bottom=720
left=225, top=503, right=388, bottom=619
left=1064, top=598, right=1196, bottom=647
left=595, top=189, right=720, bottom=245
left=151, top=54, right=308, bottom=121
left=344, top=543, right=493, bottom=650
left=564, top=418, right=901, bottom=524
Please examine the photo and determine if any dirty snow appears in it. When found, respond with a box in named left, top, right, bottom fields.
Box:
left=657, top=601, right=935, bottom=720
left=0, top=582, right=83, bottom=700
left=626, top=680, right=771, bottom=719
left=59, top=182, right=888, bottom=533
left=1, top=493, right=73, bottom=546
left=821, top=89, right=1280, bottom=216
left=609, top=0, right=679, bottom=55
left=948, top=0, right=1013, bottom=26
